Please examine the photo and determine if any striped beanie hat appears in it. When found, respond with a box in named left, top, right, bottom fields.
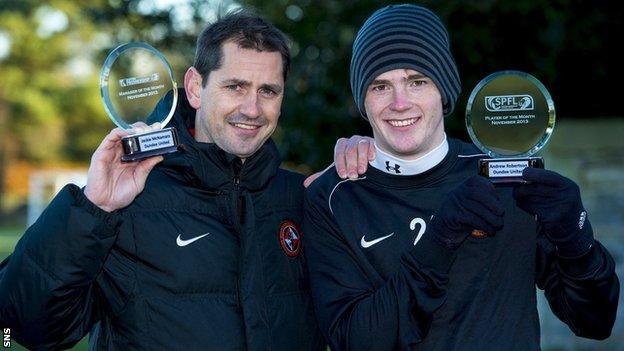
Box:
left=350, top=4, right=461, bottom=118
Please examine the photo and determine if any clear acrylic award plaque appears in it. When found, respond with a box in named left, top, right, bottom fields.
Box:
left=100, top=42, right=179, bottom=162
left=465, top=71, right=556, bottom=184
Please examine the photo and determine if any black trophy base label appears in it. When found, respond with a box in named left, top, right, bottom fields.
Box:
left=121, top=127, right=179, bottom=162
left=478, top=157, right=544, bottom=184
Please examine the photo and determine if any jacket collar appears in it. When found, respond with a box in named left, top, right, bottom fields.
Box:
left=159, top=89, right=282, bottom=191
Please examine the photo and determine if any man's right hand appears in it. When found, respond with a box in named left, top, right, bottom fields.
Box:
left=83, top=124, right=164, bottom=212
left=429, top=176, right=505, bottom=248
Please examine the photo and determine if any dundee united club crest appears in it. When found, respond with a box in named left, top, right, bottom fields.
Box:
left=279, top=220, right=301, bottom=257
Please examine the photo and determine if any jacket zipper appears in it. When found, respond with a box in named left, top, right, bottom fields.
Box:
left=232, top=165, right=250, bottom=348
left=232, top=166, right=244, bottom=312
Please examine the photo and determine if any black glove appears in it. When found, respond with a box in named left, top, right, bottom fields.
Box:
left=513, top=167, right=594, bottom=258
left=430, top=175, right=505, bottom=249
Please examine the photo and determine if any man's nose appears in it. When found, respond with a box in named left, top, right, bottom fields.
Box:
left=240, top=92, right=261, bottom=118
left=389, top=88, right=411, bottom=112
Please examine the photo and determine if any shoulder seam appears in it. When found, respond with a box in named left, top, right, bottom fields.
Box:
left=328, top=176, right=367, bottom=215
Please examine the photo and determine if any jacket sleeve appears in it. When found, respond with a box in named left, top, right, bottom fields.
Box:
left=0, top=184, right=122, bottom=350
left=303, top=191, right=457, bottom=351
left=536, top=231, right=619, bottom=340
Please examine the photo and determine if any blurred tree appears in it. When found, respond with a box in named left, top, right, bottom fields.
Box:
left=0, top=93, right=7, bottom=211
left=0, top=0, right=218, bottom=210
left=1, top=0, right=76, bottom=213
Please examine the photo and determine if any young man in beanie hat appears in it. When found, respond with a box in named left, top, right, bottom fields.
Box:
left=304, top=4, right=619, bottom=350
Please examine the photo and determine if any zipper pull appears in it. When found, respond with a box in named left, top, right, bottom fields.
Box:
left=231, top=158, right=242, bottom=190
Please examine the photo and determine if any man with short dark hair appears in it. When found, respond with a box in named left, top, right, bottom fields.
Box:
left=0, top=10, right=342, bottom=350
left=304, top=4, right=619, bottom=350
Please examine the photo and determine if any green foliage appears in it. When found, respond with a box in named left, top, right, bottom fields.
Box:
left=0, top=1, right=190, bottom=164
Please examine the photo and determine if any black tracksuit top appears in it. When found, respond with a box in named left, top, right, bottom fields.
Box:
left=0, top=92, right=325, bottom=351
left=304, top=138, right=618, bottom=351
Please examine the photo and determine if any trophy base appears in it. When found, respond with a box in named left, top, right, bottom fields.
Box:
left=121, top=127, right=180, bottom=162
left=478, top=157, right=544, bottom=185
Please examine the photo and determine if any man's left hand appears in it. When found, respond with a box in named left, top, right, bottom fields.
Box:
left=513, top=167, right=594, bottom=258
left=304, top=135, right=374, bottom=187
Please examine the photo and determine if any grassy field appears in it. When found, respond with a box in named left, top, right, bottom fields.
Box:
left=0, top=226, right=21, bottom=261
left=1, top=226, right=89, bottom=350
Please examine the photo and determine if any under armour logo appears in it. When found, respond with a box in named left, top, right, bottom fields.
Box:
left=385, top=161, right=401, bottom=174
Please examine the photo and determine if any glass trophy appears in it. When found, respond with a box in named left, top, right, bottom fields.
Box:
left=465, top=71, right=555, bottom=184
left=100, top=42, right=179, bottom=162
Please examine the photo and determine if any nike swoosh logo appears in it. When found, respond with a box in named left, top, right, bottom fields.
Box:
left=176, top=233, right=210, bottom=247
left=360, top=233, right=394, bottom=248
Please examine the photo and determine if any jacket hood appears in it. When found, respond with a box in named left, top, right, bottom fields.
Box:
left=149, top=88, right=282, bottom=191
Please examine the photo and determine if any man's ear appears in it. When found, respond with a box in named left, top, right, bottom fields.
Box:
left=184, top=67, right=203, bottom=109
